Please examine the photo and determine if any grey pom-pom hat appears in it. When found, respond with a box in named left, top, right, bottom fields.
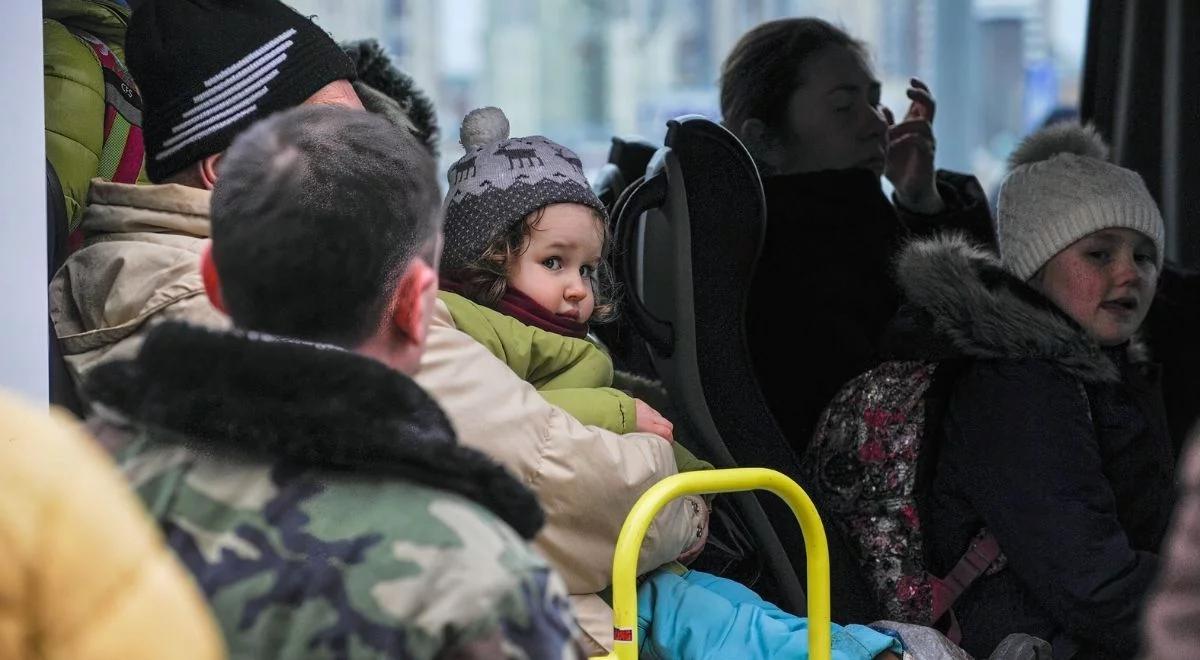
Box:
left=441, top=107, right=606, bottom=272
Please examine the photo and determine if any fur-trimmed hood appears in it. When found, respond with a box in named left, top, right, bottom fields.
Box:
left=85, top=322, right=544, bottom=538
left=342, top=39, right=439, bottom=156
left=891, top=234, right=1124, bottom=383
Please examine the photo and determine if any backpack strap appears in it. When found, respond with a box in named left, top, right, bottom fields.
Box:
left=69, top=29, right=145, bottom=185
left=931, top=528, right=1006, bottom=643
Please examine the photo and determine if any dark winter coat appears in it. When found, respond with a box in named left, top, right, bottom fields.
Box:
left=748, top=168, right=994, bottom=458
left=83, top=322, right=582, bottom=659
left=888, top=235, right=1175, bottom=660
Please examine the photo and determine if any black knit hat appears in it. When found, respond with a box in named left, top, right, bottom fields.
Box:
left=127, top=0, right=357, bottom=181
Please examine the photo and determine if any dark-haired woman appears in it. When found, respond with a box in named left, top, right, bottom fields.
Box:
left=720, top=18, right=994, bottom=455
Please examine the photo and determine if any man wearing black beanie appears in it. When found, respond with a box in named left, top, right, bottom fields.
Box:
left=50, top=0, right=365, bottom=391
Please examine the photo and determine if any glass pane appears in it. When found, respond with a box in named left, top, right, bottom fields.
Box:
left=286, top=0, right=1089, bottom=196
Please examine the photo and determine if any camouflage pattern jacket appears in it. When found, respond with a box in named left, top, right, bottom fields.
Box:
left=85, top=322, right=583, bottom=660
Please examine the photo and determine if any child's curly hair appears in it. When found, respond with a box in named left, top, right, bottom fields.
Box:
left=451, top=207, right=619, bottom=324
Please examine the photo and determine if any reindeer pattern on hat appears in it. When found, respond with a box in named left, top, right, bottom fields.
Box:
left=441, top=106, right=607, bottom=271
left=447, top=135, right=587, bottom=201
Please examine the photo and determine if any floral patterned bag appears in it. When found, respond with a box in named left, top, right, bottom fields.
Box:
left=804, top=360, right=1004, bottom=641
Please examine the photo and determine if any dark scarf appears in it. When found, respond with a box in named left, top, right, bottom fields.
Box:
left=441, top=276, right=589, bottom=339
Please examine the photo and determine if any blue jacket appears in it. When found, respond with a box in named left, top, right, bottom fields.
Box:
left=637, top=570, right=900, bottom=660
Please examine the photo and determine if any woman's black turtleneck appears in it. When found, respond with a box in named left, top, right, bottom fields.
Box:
left=747, top=168, right=994, bottom=455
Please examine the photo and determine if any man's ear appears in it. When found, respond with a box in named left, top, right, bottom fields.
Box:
left=199, top=152, right=222, bottom=190
left=199, top=240, right=226, bottom=313
left=389, top=259, right=439, bottom=347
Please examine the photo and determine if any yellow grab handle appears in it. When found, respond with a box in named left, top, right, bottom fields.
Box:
left=596, top=467, right=831, bottom=660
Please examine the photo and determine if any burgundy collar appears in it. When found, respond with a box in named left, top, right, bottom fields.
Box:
left=441, top=277, right=589, bottom=339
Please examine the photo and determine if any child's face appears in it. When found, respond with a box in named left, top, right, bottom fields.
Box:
left=509, top=203, right=604, bottom=323
left=1034, top=228, right=1159, bottom=347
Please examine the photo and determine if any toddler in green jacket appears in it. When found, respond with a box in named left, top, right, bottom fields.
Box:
left=436, top=106, right=903, bottom=660
left=439, top=106, right=678, bottom=446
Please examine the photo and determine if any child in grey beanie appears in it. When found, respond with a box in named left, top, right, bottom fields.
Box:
left=899, top=122, right=1172, bottom=656
left=441, top=107, right=609, bottom=276
left=997, top=122, right=1164, bottom=346
left=438, top=106, right=673, bottom=438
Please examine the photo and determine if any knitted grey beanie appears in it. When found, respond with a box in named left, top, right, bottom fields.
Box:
left=997, top=123, right=1165, bottom=280
left=442, top=107, right=606, bottom=271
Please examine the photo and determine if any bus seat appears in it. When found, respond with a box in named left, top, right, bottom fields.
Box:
left=593, top=136, right=658, bottom=214
left=592, top=163, right=627, bottom=212
left=594, top=136, right=662, bottom=378
left=612, top=115, right=879, bottom=622
left=609, top=136, right=657, bottom=182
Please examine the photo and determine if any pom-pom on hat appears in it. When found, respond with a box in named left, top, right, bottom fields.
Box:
left=441, top=107, right=605, bottom=271
left=997, top=123, right=1165, bottom=280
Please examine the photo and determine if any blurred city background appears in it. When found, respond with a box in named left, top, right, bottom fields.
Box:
left=285, top=0, right=1088, bottom=195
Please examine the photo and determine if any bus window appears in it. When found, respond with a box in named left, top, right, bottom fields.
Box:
left=285, top=0, right=1087, bottom=197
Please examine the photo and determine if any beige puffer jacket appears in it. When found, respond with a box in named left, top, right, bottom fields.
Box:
left=48, top=179, right=230, bottom=386
left=417, top=300, right=706, bottom=655
left=47, top=180, right=705, bottom=654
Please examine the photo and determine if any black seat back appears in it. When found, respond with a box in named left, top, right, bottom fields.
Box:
left=592, top=136, right=658, bottom=215
left=613, top=116, right=806, bottom=613
left=613, top=116, right=880, bottom=621
left=593, top=136, right=661, bottom=378
left=592, top=163, right=627, bottom=212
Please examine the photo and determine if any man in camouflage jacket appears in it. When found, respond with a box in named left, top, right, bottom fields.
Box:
left=85, top=106, right=583, bottom=659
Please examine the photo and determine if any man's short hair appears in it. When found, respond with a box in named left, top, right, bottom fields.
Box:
left=211, top=105, right=441, bottom=346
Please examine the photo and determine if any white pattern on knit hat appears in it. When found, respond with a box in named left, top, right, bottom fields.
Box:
left=441, top=106, right=605, bottom=271
left=157, top=28, right=297, bottom=161
left=997, top=123, right=1165, bottom=281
